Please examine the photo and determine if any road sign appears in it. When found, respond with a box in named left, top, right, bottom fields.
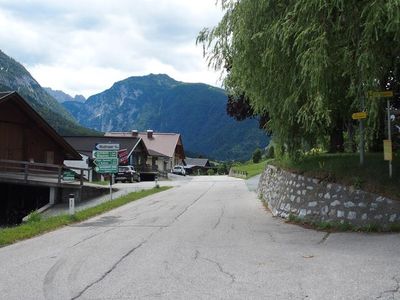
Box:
left=352, top=112, right=368, bottom=120
left=368, top=91, right=394, bottom=98
left=93, top=150, right=118, bottom=159
left=118, top=149, right=129, bottom=164
left=95, top=143, right=120, bottom=151
left=93, top=150, right=118, bottom=173
left=383, top=140, right=393, bottom=161
left=63, top=170, right=75, bottom=181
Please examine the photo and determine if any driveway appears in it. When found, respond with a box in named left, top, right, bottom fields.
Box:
left=1, top=175, right=399, bottom=299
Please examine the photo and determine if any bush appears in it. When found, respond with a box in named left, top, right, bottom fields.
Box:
left=266, top=144, right=275, bottom=158
left=252, top=148, right=263, bottom=163
left=217, top=163, right=228, bottom=174
left=26, top=211, right=42, bottom=223
left=207, top=169, right=215, bottom=175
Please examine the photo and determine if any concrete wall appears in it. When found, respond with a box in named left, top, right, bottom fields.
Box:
left=258, top=165, right=400, bottom=228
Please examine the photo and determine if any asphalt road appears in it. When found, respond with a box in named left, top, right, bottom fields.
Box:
left=1, top=175, right=400, bottom=299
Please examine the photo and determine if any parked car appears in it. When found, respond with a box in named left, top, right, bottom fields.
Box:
left=172, top=165, right=186, bottom=176
left=115, top=165, right=140, bottom=183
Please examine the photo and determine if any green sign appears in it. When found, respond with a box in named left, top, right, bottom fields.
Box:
left=93, top=150, right=118, bottom=173
left=93, top=150, right=118, bottom=159
left=63, top=170, right=75, bottom=181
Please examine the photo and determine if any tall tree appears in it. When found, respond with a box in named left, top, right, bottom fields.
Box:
left=198, top=0, right=400, bottom=157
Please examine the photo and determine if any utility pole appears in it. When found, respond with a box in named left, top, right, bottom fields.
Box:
left=359, top=93, right=365, bottom=166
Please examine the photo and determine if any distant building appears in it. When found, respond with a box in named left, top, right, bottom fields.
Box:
left=184, top=157, right=212, bottom=174
left=105, top=130, right=185, bottom=174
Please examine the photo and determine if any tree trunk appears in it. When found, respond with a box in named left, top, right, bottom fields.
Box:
left=329, top=123, right=344, bottom=153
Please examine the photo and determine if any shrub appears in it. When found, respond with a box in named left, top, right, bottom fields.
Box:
left=252, top=148, right=263, bottom=163
left=26, top=211, right=42, bottom=223
left=207, top=169, right=215, bottom=175
left=266, top=144, right=275, bottom=158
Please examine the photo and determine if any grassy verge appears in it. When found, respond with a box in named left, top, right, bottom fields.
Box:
left=271, top=153, right=400, bottom=201
left=231, top=159, right=272, bottom=179
left=287, top=214, right=400, bottom=233
left=0, top=186, right=172, bottom=247
left=91, top=180, right=109, bottom=186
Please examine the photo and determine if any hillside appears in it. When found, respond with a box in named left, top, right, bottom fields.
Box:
left=0, top=50, right=98, bottom=136
left=62, top=74, right=269, bottom=160
left=44, top=87, right=86, bottom=103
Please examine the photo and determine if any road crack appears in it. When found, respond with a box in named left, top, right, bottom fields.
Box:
left=171, top=183, right=215, bottom=224
left=317, top=232, right=330, bottom=245
left=195, top=251, right=235, bottom=284
left=213, top=206, right=225, bottom=230
left=376, top=275, right=400, bottom=299
left=70, top=228, right=163, bottom=300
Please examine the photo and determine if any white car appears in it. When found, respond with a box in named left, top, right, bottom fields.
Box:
left=172, top=165, right=186, bottom=176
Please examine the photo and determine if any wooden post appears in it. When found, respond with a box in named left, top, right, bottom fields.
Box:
left=58, top=166, right=62, bottom=184
left=24, top=163, right=28, bottom=182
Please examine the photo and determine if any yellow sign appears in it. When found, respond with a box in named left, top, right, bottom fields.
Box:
left=352, top=112, right=367, bottom=120
left=368, top=91, right=394, bottom=98
left=383, top=140, right=393, bottom=161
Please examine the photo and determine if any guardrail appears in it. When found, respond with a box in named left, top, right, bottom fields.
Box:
left=229, top=168, right=248, bottom=179
left=0, top=159, right=90, bottom=186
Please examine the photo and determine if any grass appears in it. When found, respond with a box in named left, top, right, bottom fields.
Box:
left=286, top=214, right=400, bottom=233
left=91, top=180, right=110, bottom=186
left=231, top=159, right=272, bottom=179
left=0, top=186, right=171, bottom=247
left=271, top=153, right=400, bottom=201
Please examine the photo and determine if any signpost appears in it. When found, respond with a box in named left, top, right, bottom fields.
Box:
left=352, top=112, right=367, bottom=120
left=92, top=144, right=120, bottom=200
left=368, top=91, right=394, bottom=178
left=63, top=170, right=75, bottom=181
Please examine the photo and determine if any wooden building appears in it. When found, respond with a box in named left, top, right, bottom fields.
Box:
left=0, top=91, right=81, bottom=225
left=0, top=91, right=80, bottom=163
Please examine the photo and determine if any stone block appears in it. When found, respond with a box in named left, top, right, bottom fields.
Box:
left=390, top=214, right=397, bottom=222
left=324, top=193, right=331, bottom=200
left=299, top=209, right=307, bottom=218
left=308, top=201, right=317, bottom=207
left=330, top=200, right=341, bottom=207
left=347, top=211, right=356, bottom=220
left=337, top=210, right=345, bottom=218
left=344, top=201, right=355, bottom=208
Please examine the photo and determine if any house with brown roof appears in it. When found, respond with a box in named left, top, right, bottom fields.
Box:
left=105, top=130, right=185, bottom=174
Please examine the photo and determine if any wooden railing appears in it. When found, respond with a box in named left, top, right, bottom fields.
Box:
left=0, top=159, right=89, bottom=186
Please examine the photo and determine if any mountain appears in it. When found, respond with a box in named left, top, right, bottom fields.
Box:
left=62, top=74, right=269, bottom=161
left=44, top=87, right=86, bottom=103
left=0, top=50, right=98, bottom=135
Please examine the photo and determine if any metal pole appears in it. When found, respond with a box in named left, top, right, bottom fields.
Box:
left=109, top=174, right=113, bottom=201
left=387, top=99, right=392, bottom=178
left=360, top=95, right=365, bottom=166
left=69, top=193, right=75, bottom=215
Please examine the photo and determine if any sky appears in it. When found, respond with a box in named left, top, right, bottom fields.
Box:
left=0, top=0, right=224, bottom=98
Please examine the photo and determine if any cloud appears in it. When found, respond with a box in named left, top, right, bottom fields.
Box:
left=0, top=0, right=223, bottom=97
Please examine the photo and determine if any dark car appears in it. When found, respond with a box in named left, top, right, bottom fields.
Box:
left=115, top=165, right=140, bottom=183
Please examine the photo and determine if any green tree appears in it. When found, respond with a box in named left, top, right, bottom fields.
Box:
left=252, top=148, right=262, bottom=163
left=198, top=0, right=400, bottom=158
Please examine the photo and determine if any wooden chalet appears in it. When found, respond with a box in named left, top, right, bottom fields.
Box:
left=0, top=91, right=82, bottom=225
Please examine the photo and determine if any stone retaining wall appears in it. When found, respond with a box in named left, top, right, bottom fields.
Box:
left=257, top=165, right=400, bottom=228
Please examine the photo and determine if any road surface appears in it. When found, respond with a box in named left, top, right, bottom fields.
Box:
left=1, top=175, right=400, bottom=299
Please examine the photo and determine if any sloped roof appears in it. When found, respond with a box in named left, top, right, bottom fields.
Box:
left=106, top=131, right=184, bottom=158
left=184, top=157, right=210, bottom=167
left=0, top=91, right=81, bottom=160
left=138, top=132, right=183, bottom=158
left=63, top=136, right=147, bottom=159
